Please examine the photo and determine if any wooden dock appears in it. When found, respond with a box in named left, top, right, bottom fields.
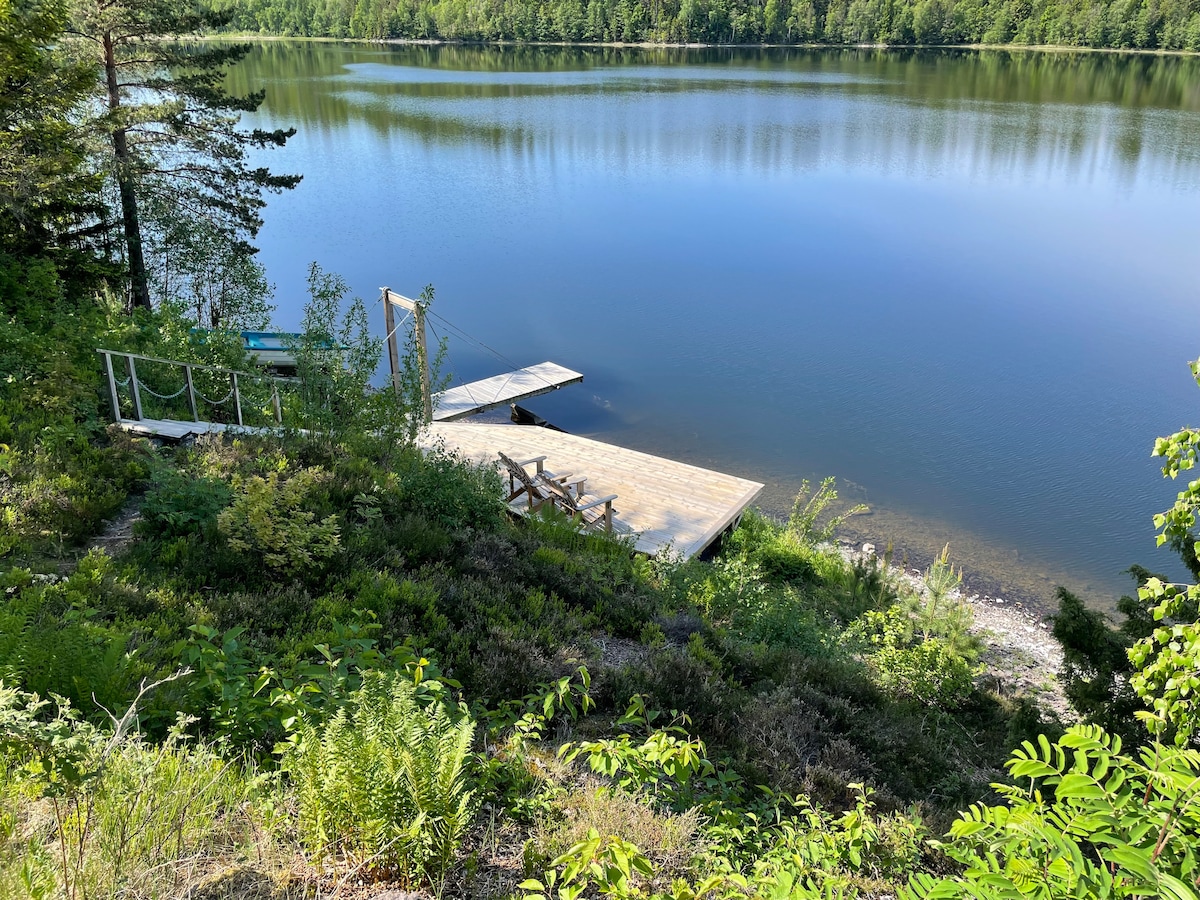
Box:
left=432, top=362, right=583, bottom=422
left=115, top=418, right=253, bottom=440
left=425, top=422, right=763, bottom=558
left=113, top=416, right=763, bottom=558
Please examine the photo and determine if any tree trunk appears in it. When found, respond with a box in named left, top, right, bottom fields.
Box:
left=103, top=30, right=150, bottom=311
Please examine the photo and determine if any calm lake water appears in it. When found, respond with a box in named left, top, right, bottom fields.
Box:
left=233, top=44, right=1200, bottom=610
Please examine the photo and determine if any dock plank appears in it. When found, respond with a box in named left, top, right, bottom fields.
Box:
left=116, top=419, right=267, bottom=440
left=425, top=423, right=763, bottom=558
left=433, top=362, right=583, bottom=422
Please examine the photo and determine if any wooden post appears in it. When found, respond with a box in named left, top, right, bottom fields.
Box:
left=383, top=289, right=433, bottom=424
left=414, top=299, right=432, bottom=423
left=383, top=287, right=402, bottom=400
left=271, top=383, right=282, bottom=425
left=102, top=352, right=121, bottom=422
left=184, top=365, right=199, bottom=422
left=231, top=373, right=243, bottom=426
left=126, top=355, right=143, bottom=421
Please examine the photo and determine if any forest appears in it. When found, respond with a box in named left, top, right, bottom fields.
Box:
left=211, top=0, right=1200, bottom=51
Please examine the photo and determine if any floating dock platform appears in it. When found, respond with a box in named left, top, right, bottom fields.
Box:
left=424, top=422, right=763, bottom=558
left=432, top=362, right=583, bottom=422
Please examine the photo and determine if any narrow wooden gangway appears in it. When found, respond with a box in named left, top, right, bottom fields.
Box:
left=424, top=422, right=764, bottom=558
left=383, top=289, right=583, bottom=422
left=433, top=362, right=583, bottom=421
left=115, top=418, right=257, bottom=440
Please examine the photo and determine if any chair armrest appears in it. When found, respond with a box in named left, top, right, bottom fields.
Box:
left=515, top=455, right=547, bottom=473
left=561, top=475, right=586, bottom=496
left=576, top=494, right=618, bottom=511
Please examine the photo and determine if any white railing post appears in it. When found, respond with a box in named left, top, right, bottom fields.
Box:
left=184, top=365, right=199, bottom=421
left=126, top=355, right=144, bottom=421
left=231, top=373, right=243, bottom=426
left=102, top=351, right=121, bottom=422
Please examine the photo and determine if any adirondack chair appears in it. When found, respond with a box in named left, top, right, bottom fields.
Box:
left=497, top=452, right=583, bottom=510
left=536, top=473, right=618, bottom=534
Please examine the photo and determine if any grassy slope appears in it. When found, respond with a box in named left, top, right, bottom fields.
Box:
left=0, top=287, right=1056, bottom=896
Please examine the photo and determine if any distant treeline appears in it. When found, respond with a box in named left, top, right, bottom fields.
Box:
left=211, top=0, right=1200, bottom=50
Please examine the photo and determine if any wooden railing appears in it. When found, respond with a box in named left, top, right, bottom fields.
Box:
left=96, top=349, right=287, bottom=428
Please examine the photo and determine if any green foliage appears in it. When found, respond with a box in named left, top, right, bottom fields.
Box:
left=1129, top=576, right=1200, bottom=747
left=144, top=207, right=275, bottom=330
left=561, top=696, right=732, bottom=810
left=1051, top=585, right=1143, bottom=745
left=287, top=263, right=383, bottom=440
left=138, top=468, right=233, bottom=540
left=215, top=0, right=1200, bottom=50
left=905, top=725, right=1200, bottom=900
left=0, top=256, right=151, bottom=560
left=901, top=545, right=982, bottom=662
left=788, top=477, right=868, bottom=547
left=65, top=0, right=299, bottom=309
left=286, top=671, right=477, bottom=886
left=848, top=607, right=980, bottom=708
left=708, top=785, right=928, bottom=896
left=1133, top=364, right=1200, bottom=747
left=476, top=668, right=592, bottom=820
left=520, top=828, right=655, bottom=900
left=217, top=467, right=341, bottom=575
left=0, top=0, right=101, bottom=261
left=0, top=681, right=260, bottom=900
left=0, top=556, right=144, bottom=714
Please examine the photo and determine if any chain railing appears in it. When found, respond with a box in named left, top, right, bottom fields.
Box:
left=96, top=349, right=287, bottom=429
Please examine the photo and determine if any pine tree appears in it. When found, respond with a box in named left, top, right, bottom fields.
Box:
left=0, top=0, right=102, bottom=260
left=66, top=0, right=300, bottom=310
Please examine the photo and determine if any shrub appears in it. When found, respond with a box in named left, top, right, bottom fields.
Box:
left=0, top=685, right=264, bottom=900
left=286, top=671, right=477, bottom=886
left=848, top=608, right=980, bottom=709
left=217, top=468, right=340, bottom=576
left=139, top=469, right=232, bottom=540
left=788, top=477, right=868, bottom=546
left=906, top=726, right=1200, bottom=900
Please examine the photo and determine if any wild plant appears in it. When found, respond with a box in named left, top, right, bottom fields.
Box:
left=829, top=550, right=898, bottom=621
left=216, top=467, right=341, bottom=575
left=534, top=787, right=704, bottom=883
left=475, top=668, right=592, bottom=821
left=183, top=617, right=450, bottom=755
left=844, top=608, right=980, bottom=709
left=0, top=556, right=144, bottom=715
left=520, top=829, right=655, bottom=900
left=560, top=695, right=742, bottom=811
left=0, top=676, right=265, bottom=900
left=901, top=545, right=981, bottom=662
left=906, top=725, right=1200, bottom=899
left=688, top=555, right=766, bottom=622
left=137, top=468, right=232, bottom=540
left=284, top=266, right=448, bottom=454
left=788, top=477, right=868, bottom=546
left=285, top=670, right=477, bottom=887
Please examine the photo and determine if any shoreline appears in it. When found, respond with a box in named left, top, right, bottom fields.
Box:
left=833, top=543, right=1071, bottom=721
left=211, top=34, right=1200, bottom=58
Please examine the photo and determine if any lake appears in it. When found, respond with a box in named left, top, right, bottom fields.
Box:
left=232, top=43, right=1200, bottom=611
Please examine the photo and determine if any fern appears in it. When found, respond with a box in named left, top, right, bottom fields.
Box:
left=286, top=671, right=477, bottom=887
